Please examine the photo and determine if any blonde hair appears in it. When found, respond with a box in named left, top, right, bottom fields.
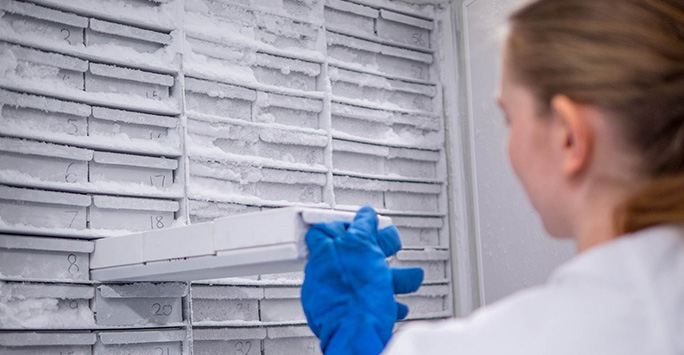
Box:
left=507, top=0, right=684, bottom=235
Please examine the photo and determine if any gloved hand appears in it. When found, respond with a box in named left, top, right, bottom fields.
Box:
left=301, top=206, right=424, bottom=355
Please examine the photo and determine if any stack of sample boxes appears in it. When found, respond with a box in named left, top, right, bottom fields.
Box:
left=0, top=0, right=453, bottom=354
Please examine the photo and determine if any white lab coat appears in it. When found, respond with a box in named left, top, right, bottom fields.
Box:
left=384, top=224, right=684, bottom=355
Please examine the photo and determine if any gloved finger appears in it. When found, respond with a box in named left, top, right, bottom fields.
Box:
left=392, top=267, right=424, bottom=294
left=376, top=225, right=402, bottom=257
left=347, top=205, right=378, bottom=240
left=306, top=221, right=350, bottom=252
left=397, top=301, right=409, bottom=320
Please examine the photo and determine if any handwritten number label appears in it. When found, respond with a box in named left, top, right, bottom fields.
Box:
left=412, top=32, right=426, bottom=46
left=61, top=28, right=71, bottom=43
left=154, top=347, right=170, bottom=355
left=67, top=253, right=80, bottom=275
left=69, top=300, right=79, bottom=309
left=235, top=341, right=252, bottom=355
left=65, top=163, right=78, bottom=182
left=66, top=119, right=79, bottom=135
left=150, top=215, right=165, bottom=230
left=149, top=175, right=166, bottom=188
left=64, top=211, right=79, bottom=228
left=152, top=302, right=173, bottom=316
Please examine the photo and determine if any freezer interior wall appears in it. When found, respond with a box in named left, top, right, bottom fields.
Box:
left=0, top=0, right=455, bottom=353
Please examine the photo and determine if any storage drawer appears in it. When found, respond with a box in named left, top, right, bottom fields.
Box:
left=332, top=139, right=441, bottom=179
left=184, top=77, right=256, bottom=121
left=330, top=67, right=436, bottom=112
left=0, top=1, right=87, bottom=46
left=376, top=9, right=433, bottom=49
left=93, top=283, right=187, bottom=326
left=324, top=0, right=378, bottom=37
left=0, top=332, right=95, bottom=355
left=326, top=32, right=433, bottom=81
left=255, top=92, right=323, bottom=129
left=89, top=151, right=178, bottom=188
left=392, top=216, right=444, bottom=248
left=0, top=282, right=95, bottom=328
left=89, top=106, right=179, bottom=147
left=0, top=185, right=90, bottom=230
left=265, top=326, right=320, bottom=355
left=190, top=159, right=327, bottom=204
left=1, top=43, right=88, bottom=90
left=191, top=285, right=263, bottom=323
left=86, top=18, right=172, bottom=54
left=193, top=328, right=266, bottom=355
left=188, top=200, right=261, bottom=224
left=396, top=284, right=451, bottom=320
left=89, top=195, right=179, bottom=232
left=333, top=176, right=442, bottom=213
left=390, top=249, right=450, bottom=282
left=330, top=101, right=441, bottom=147
left=188, top=118, right=328, bottom=166
left=260, top=287, right=305, bottom=322
left=85, top=63, right=174, bottom=101
left=0, top=235, right=93, bottom=280
left=94, top=329, right=184, bottom=355
left=0, top=89, right=91, bottom=138
left=255, top=12, right=319, bottom=51
left=0, top=137, right=93, bottom=184
left=253, top=53, right=320, bottom=92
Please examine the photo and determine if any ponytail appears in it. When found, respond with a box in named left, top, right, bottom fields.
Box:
left=616, top=175, right=684, bottom=235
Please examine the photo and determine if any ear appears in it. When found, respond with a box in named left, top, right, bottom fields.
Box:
left=550, top=95, right=594, bottom=177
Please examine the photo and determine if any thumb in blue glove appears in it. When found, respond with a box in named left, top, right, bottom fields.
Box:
left=301, top=206, right=424, bottom=355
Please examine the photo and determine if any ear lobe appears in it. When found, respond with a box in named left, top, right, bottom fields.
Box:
left=550, top=95, right=594, bottom=177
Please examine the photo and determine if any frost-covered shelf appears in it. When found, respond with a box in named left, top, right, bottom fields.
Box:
left=90, top=207, right=391, bottom=282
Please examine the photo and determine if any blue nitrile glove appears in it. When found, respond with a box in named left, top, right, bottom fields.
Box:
left=301, top=206, right=424, bottom=355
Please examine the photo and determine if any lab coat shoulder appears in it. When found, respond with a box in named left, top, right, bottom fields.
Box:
left=383, top=225, right=684, bottom=355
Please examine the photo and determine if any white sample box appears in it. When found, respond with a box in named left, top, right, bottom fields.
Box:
left=86, top=18, right=172, bottom=54
left=184, top=77, right=256, bottom=121
left=0, top=137, right=93, bottom=184
left=0, top=234, right=93, bottom=280
left=193, top=327, right=266, bottom=355
left=188, top=117, right=328, bottom=166
left=265, top=326, right=320, bottom=355
left=89, top=106, right=179, bottom=147
left=333, top=175, right=442, bottom=213
left=0, top=0, right=88, bottom=46
left=0, top=332, right=96, bottom=355
left=90, top=207, right=391, bottom=282
left=94, top=329, right=184, bottom=355
left=376, top=9, right=433, bottom=49
left=253, top=53, right=320, bottom=92
left=89, top=195, right=179, bottom=232
left=89, top=151, right=178, bottom=188
left=0, top=89, right=91, bottom=138
left=0, top=282, right=95, bottom=329
left=255, top=91, right=323, bottom=129
left=191, top=285, right=263, bottom=323
left=93, top=283, right=187, bottom=326
left=1, top=43, right=88, bottom=90
left=260, top=287, right=305, bottom=322
left=85, top=63, right=174, bottom=101
left=324, top=0, right=378, bottom=37
left=0, top=185, right=90, bottom=230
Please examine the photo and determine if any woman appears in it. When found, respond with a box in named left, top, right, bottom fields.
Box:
left=301, top=0, right=684, bottom=354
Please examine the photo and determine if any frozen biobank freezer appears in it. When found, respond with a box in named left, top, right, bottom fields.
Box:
left=0, top=0, right=572, bottom=353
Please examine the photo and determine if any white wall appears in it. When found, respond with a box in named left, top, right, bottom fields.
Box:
left=461, top=0, right=575, bottom=305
